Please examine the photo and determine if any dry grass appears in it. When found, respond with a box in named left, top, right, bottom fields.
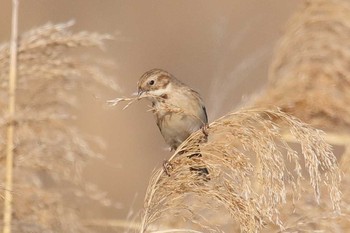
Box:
left=0, top=21, right=118, bottom=232
left=139, top=0, right=350, bottom=232
left=250, top=0, right=350, bottom=232
left=2, top=0, right=349, bottom=232
left=139, top=108, right=341, bottom=232
left=255, top=0, right=350, bottom=133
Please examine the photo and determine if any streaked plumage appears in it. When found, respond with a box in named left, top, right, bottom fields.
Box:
left=137, top=69, right=208, bottom=151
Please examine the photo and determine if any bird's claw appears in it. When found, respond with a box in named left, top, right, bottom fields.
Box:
left=163, top=160, right=172, bottom=176
left=201, top=124, right=209, bottom=142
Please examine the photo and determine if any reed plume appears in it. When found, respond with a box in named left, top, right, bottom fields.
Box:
left=140, top=108, right=341, bottom=232
left=252, top=0, right=350, bottom=231
left=139, top=0, right=350, bottom=232
left=255, top=0, right=350, bottom=133
left=0, top=21, right=117, bottom=232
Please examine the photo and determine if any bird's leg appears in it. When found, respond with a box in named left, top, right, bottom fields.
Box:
left=187, top=146, right=210, bottom=178
left=187, top=151, right=202, bottom=158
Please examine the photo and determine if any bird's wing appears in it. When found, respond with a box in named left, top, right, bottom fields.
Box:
left=189, top=89, right=208, bottom=124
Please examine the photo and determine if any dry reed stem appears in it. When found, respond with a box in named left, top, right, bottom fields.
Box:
left=107, top=96, right=139, bottom=110
left=282, top=131, right=350, bottom=146
left=140, top=108, right=341, bottom=233
left=3, top=1, right=19, bottom=233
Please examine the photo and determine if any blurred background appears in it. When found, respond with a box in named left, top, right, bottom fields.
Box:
left=0, top=0, right=303, bottom=228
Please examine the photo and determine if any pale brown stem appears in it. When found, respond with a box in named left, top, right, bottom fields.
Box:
left=3, top=0, right=19, bottom=233
left=282, top=132, right=350, bottom=146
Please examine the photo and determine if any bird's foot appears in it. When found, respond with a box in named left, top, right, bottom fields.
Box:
left=201, top=123, right=209, bottom=142
left=162, top=160, right=172, bottom=176
left=187, top=152, right=202, bottom=159
left=190, top=167, right=210, bottom=181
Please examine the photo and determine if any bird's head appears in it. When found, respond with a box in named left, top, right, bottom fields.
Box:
left=137, top=69, right=173, bottom=99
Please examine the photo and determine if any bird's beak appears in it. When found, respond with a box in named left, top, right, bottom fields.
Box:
left=137, top=89, right=145, bottom=99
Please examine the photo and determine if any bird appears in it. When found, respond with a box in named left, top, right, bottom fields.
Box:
left=137, top=68, right=209, bottom=177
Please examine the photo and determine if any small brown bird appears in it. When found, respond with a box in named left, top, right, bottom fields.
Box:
left=137, top=68, right=209, bottom=176
left=137, top=68, right=208, bottom=151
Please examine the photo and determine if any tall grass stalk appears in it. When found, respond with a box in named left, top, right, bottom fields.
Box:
left=3, top=1, right=19, bottom=232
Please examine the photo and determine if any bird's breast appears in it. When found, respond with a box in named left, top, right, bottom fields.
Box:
left=153, top=96, right=206, bottom=149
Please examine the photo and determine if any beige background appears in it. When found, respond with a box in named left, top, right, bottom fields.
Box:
left=0, top=0, right=302, bottom=223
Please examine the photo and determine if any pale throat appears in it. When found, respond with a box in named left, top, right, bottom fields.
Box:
left=148, top=82, right=172, bottom=97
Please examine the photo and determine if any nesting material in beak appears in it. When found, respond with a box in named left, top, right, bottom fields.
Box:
left=137, top=89, right=144, bottom=99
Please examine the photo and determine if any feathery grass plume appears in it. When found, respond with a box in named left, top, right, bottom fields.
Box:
left=254, top=0, right=350, bottom=133
left=140, top=108, right=341, bottom=233
left=251, top=0, right=350, bottom=231
left=0, top=21, right=118, bottom=232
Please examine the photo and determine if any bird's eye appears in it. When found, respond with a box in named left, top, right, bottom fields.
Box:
left=148, top=80, right=155, bottom=85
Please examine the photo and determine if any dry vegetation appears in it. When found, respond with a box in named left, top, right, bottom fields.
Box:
left=139, top=0, right=350, bottom=232
left=255, top=0, right=350, bottom=134
left=139, top=108, right=341, bottom=233
left=0, top=21, right=118, bottom=232
left=251, top=0, right=350, bottom=231
left=2, top=0, right=350, bottom=232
